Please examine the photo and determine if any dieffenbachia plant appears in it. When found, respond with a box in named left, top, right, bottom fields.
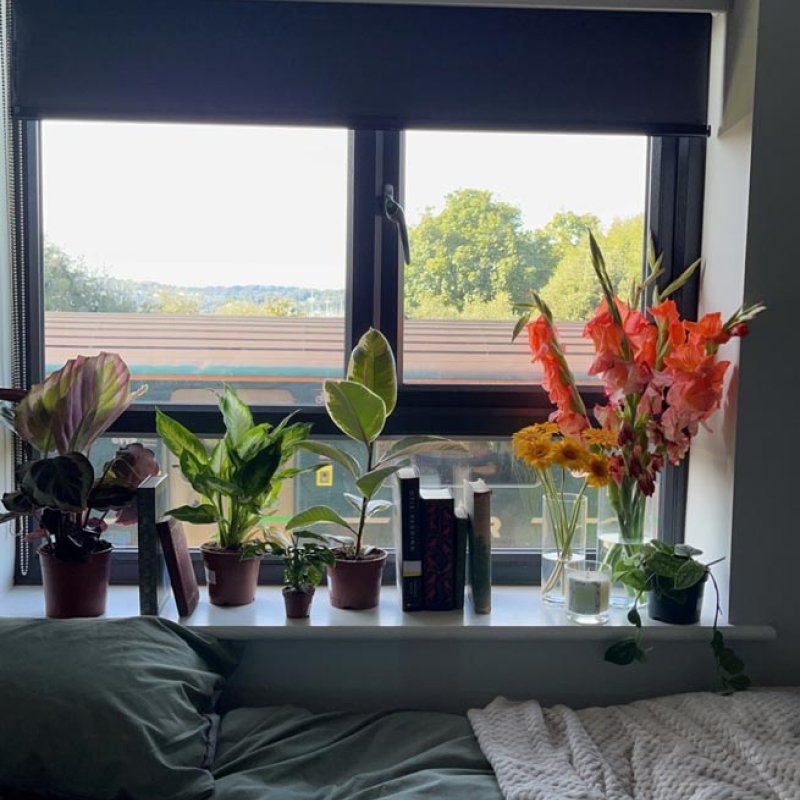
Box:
left=285, top=328, right=465, bottom=559
left=0, top=353, right=158, bottom=560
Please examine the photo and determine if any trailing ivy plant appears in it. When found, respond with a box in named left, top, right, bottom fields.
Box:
left=285, top=327, right=465, bottom=559
left=604, top=541, right=751, bottom=693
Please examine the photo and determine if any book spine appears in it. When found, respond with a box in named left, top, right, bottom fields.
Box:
left=454, top=509, right=469, bottom=611
left=469, top=493, right=492, bottom=614
left=422, top=498, right=456, bottom=611
left=137, top=483, right=160, bottom=616
left=399, top=474, right=423, bottom=611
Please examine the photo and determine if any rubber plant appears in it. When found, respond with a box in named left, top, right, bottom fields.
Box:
left=284, top=328, right=464, bottom=607
left=0, top=353, right=157, bottom=561
left=604, top=541, right=751, bottom=693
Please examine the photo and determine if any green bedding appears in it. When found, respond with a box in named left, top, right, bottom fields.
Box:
left=212, top=706, right=502, bottom=799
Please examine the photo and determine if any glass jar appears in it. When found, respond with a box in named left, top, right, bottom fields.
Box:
left=541, top=492, right=587, bottom=605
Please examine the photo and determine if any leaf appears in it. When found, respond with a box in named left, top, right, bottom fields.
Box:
left=347, top=328, right=397, bottom=416
left=285, top=505, right=355, bottom=534
left=356, top=463, right=406, bottom=501
left=645, top=552, right=684, bottom=580
left=627, top=607, right=642, bottom=628
left=673, top=560, right=707, bottom=591
left=343, top=493, right=392, bottom=517
left=659, top=257, right=701, bottom=300
left=297, top=440, right=361, bottom=478
left=14, top=352, right=146, bottom=455
left=87, top=484, right=136, bottom=510
left=674, top=543, right=703, bottom=558
left=379, top=435, right=466, bottom=465
left=1, top=490, right=36, bottom=514
left=725, top=674, right=752, bottom=692
left=218, top=384, right=254, bottom=449
left=323, top=380, right=386, bottom=444
left=167, top=504, right=218, bottom=525
left=604, top=638, right=642, bottom=666
left=156, top=408, right=208, bottom=465
left=717, top=647, right=745, bottom=675
left=237, top=440, right=283, bottom=500
left=21, top=454, right=94, bottom=512
left=511, top=313, right=530, bottom=343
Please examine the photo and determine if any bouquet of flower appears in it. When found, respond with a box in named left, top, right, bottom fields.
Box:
left=514, top=234, right=764, bottom=545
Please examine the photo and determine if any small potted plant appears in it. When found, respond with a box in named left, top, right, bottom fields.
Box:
left=156, top=385, right=311, bottom=607
left=262, top=530, right=335, bottom=618
left=605, top=541, right=751, bottom=692
left=286, top=328, right=462, bottom=610
left=0, top=353, right=157, bottom=618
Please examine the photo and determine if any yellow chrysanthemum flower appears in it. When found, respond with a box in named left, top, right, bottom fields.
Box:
left=582, top=428, right=618, bottom=450
left=553, top=438, right=589, bottom=470
left=512, top=429, right=555, bottom=470
left=585, top=453, right=611, bottom=488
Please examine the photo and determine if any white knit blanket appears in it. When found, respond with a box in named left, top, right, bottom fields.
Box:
left=468, top=690, right=800, bottom=800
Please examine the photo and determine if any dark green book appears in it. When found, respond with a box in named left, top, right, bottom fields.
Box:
left=454, top=506, right=469, bottom=610
left=464, top=478, right=492, bottom=614
left=137, top=474, right=171, bottom=616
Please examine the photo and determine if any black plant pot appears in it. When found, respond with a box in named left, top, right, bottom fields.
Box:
left=647, top=572, right=707, bottom=625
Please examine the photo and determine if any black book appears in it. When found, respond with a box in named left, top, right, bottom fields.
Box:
left=420, top=487, right=456, bottom=611
left=137, top=474, right=171, bottom=616
left=454, top=505, right=469, bottom=611
left=397, top=466, right=423, bottom=611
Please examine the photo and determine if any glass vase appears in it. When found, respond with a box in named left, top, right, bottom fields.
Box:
left=597, top=486, right=654, bottom=608
left=541, top=492, right=587, bottom=605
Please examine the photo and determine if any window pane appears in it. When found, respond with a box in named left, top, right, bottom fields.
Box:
left=402, top=131, right=647, bottom=385
left=42, top=121, right=348, bottom=406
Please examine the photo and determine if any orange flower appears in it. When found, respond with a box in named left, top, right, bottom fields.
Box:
left=684, top=312, right=731, bottom=352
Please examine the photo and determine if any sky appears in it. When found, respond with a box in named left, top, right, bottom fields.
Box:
left=42, top=121, right=647, bottom=290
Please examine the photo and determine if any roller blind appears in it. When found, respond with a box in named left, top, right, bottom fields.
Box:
left=11, top=0, right=711, bottom=134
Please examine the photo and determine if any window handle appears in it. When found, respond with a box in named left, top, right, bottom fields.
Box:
left=383, top=184, right=410, bottom=265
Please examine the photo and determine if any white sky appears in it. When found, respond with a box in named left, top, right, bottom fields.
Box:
left=42, top=121, right=647, bottom=290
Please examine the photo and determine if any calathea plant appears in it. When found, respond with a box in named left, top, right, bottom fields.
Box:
left=0, top=353, right=157, bottom=561
left=604, top=541, right=751, bottom=693
left=285, top=328, right=463, bottom=559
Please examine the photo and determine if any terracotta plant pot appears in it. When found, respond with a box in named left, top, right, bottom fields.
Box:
left=39, top=544, right=112, bottom=619
left=201, top=544, right=261, bottom=606
left=647, top=572, right=708, bottom=625
left=327, top=549, right=387, bottom=610
left=283, top=586, right=315, bottom=619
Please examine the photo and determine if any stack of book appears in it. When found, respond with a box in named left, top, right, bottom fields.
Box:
left=396, top=468, right=492, bottom=613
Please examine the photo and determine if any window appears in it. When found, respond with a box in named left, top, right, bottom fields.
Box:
left=8, top=3, right=710, bottom=585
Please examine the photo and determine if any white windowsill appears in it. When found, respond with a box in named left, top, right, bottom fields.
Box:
left=0, top=584, right=777, bottom=642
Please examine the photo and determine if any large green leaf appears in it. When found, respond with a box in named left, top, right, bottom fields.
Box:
left=167, top=504, right=218, bottom=525
left=218, top=384, right=254, bottom=449
left=323, top=380, right=386, bottom=444
left=237, top=440, right=282, bottom=500
left=379, top=435, right=466, bottom=465
left=20, top=453, right=94, bottom=512
left=285, top=505, right=355, bottom=534
left=356, top=463, right=406, bottom=501
left=156, top=408, right=208, bottom=464
left=297, top=440, right=361, bottom=478
left=347, top=328, right=397, bottom=416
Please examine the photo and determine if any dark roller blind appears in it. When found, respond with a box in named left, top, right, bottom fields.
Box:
left=11, top=0, right=711, bottom=134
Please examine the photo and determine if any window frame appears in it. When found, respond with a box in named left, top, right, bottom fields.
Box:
left=11, top=120, right=706, bottom=586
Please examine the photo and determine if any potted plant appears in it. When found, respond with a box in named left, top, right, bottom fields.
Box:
left=605, top=541, right=751, bottom=693
left=285, top=328, right=463, bottom=610
left=262, top=530, right=335, bottom=618
left=0, top=353, right=157, bottom=618
left=156, top=385, right=311, bottom=607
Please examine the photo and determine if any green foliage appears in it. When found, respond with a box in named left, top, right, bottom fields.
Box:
left=406, top=189, right=551, bottom=315
left=540, top=215, right=645, bottom=321
left=604, top=542, right=750, bottom=692
left=43, top=241, right=140, bottom=313
left=261, top=531, right=335, bottom=591
left=287, top=328, right=463, bottom=558
left=152, top=287, right=202, bottom=314
left=157, top=385, right=311, bottom=550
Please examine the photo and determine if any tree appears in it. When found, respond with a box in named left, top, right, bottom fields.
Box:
left=406, top=189, right=552, bottom=316
left=153, top=287, right=201, bottom=314
left=43, top=241, right=139, bottom=313
left=539, top=214, right=645, bottom=322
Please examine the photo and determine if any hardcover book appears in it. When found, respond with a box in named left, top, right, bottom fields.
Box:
left=157, top=518, right=200, bottom=618
left=420, top=487, right=456, bottom=611
left=397, top=466, right=423, bottom=611
left=454, top=505, right=469, bottom=611
left=136, top=474, right=171, bottom=616
left=464, top=478, right=492, bottom=614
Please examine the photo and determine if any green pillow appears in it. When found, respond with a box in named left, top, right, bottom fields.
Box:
left=0, top=616, right=237, bottom=800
